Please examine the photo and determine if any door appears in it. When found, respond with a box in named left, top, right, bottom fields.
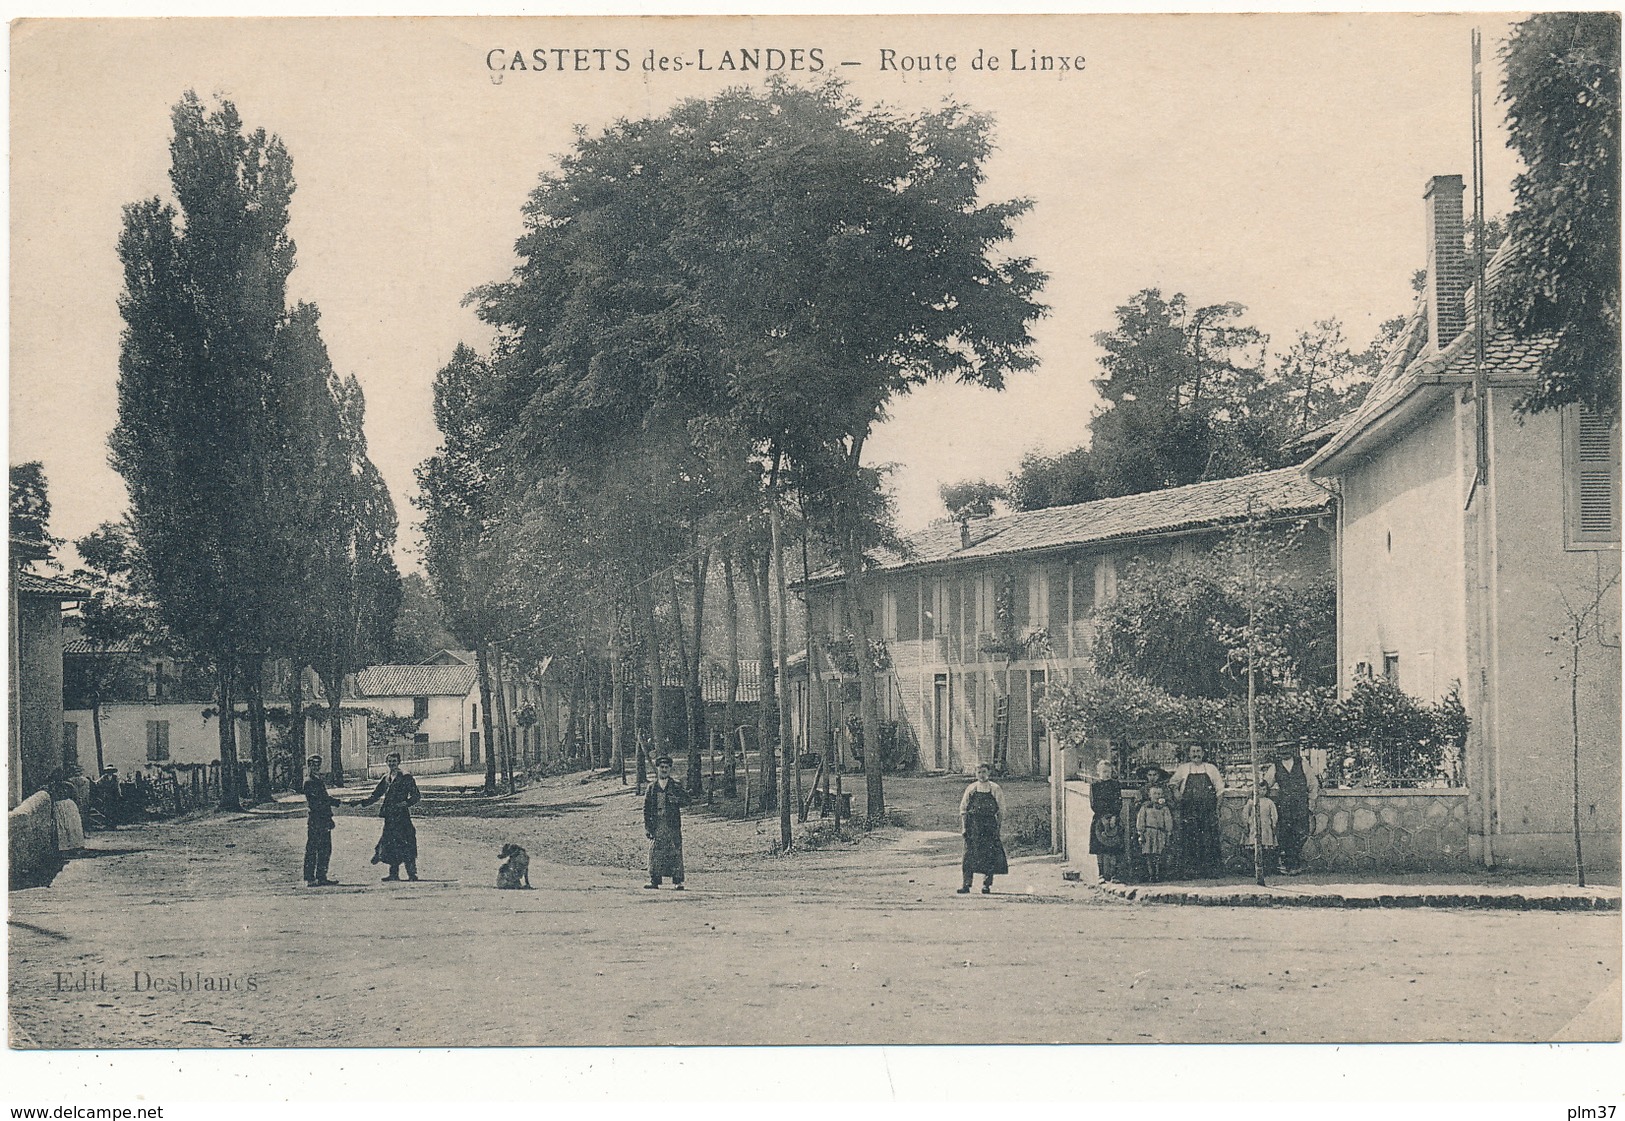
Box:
left=933, top=674, right=949, bottom=772
left=1029, top=669, right=1048, bottom=776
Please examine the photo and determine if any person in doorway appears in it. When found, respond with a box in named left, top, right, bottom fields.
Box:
left=360, top=752, right=421, bottom=881
left=1263, top=744, right=1320, bottom=874
left=1243, top=783, right=1280, bottom=876
left=302, top=754, right=346, bottom=886
left=644, top=755, right=689, bottom=889
left=957, top=762, right=1008, bottom=894
left=1170, top=745, right=1225, bottom=877
left=1135, top=785, right=1175, bottom=882
left=1088, top=758, right=1125, bottom=882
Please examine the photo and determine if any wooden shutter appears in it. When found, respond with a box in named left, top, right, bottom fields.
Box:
left=1575, top=406, right=1619, bottom=541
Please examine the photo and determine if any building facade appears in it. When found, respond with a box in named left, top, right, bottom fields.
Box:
left=1308, top=174, right=1622, bottom=871
left=797, top=468, right=1335, bottom=776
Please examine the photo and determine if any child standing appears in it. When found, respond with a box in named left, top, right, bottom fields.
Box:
left=1135, top=785, right=1175, bottom=882
left=1088, top=759, right=1125, bottom=883
left=1244, top=783, right=1281, bottom=875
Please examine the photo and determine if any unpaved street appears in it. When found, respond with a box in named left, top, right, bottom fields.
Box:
left=9, top=774, right=1618, bottom=1047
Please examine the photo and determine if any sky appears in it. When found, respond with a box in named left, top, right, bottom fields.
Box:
left=9, top=13, right=1525, bottom=572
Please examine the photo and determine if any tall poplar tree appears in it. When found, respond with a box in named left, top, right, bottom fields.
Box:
left=111, top=93, right=297, bottom=809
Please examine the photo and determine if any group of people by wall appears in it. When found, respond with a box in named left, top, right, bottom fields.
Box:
left=1087, top=744, right=1320, bottom=882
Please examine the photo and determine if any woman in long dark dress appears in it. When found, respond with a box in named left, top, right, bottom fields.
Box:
left=1171, top=745, right=1224, bottom=877
left=957, top=763, right=1009, bottom=894
left=360, top=752, right=422, bottom=882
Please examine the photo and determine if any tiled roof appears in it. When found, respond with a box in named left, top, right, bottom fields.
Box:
left=354, top=664, right=478, bottom=698
left=660, top=659, right=764, bottom=704
left=15, top=571, right=88, bottom=599
left=811, top=465, right=1333, bottom=583
left=65, top=638, right=142, bottom=655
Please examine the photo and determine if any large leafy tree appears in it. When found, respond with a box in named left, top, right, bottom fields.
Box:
left=9, top=462, right=60, bottom=564
left=1495, top=12, right=1621, bottom=419
left=471, top=79, right=1046, bottom=830
left=67, top=520, right=165, bottom=774
left=1002, top=299, right=1385, bottom=511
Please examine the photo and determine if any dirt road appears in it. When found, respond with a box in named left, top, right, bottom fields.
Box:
left=9, top=773, right=1618, bottom=1047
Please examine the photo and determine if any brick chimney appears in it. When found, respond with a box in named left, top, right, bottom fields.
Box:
left=1424, top=174, right=1468, bottom=350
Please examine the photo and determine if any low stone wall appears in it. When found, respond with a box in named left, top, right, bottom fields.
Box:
left=9, top=790, right=55, bottom=885
left=1220, top=788, right=1473, bottom=873
left=366, top=756, right=457, bottom=779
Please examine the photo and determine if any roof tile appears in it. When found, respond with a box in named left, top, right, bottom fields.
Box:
left=354, top=664, right=479, bottom=697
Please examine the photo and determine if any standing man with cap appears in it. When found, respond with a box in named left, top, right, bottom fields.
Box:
left=643, top=755, right=689, bottom=889
left=303, top=754, right=346, bottom=886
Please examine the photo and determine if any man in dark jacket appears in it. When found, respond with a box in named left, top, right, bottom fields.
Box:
left=643, top=755, right=689, bottom=889
left=360, top=752, right=422, bottom=881
left=303, top=755, right=346, bottom=886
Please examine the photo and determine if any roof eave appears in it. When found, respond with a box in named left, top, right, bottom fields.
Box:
left=798, top=502, right=1334, bottom=587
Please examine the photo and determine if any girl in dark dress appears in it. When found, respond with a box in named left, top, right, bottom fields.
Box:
left=1088, top=758, right=1125, bottom=882
left=360, top=753, right=422, bottom=881
left=957, top=763, right=1009, bottom=894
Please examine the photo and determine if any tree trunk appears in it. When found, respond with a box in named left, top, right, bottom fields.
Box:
left=669, top=565, right=703, bottom=796
left=216, top=660, right=241, bottom=811
left=245, top=654, right=271, bottom=804
left=769, top=481, right=795, bottom=850
left=632, top=650, right=648, bottom=791
left=566, top=655, right=583, bottom=766
left=476, top=641, right=498, bottom=794
left=744, top=549, right=778, bottom=813
left=610, top=645, right=626, bottom=783
left=690, top=549, right=711, bottom=795
left=1571, top=633, right=1586, bottom=888
left=841, top=529, right=885, bottom=827
left=493, top=645, right=515, bottom=794
left=288, top=667, right=306, bottom=792
left=326, top=657, right=346, bottom=787
left=722, top=551, right=740, bottom=799
left=92, top=703, right=106, bottom=777
left=641, top=578, right=666, bottom=778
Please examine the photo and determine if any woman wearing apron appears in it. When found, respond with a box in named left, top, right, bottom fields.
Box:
left=1171, top=745, right=1224, bottom=877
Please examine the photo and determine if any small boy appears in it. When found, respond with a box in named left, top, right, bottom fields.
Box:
left=1244, top=783, right=1281, bottom=875
left=1135, top=785, right=1175, bottom=882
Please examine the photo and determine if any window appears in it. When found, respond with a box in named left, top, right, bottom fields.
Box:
left=1382, top=652, right=1400, bottom=685
left=1566, top=404, right=1621, bottom=548
left=414, top=732, right=429, bottom=745
left=1047, top=564, right=1070, bottom=654
left=895, top=580, right=919, bottom=641
left=62, top=722, right=79, bottom=770
left=146, top=720, right=170, bottom=762
left=1072, top=558, right=1097, bottom=620
left=412, top=695, right=430, bottom=720
left=470, top=731, right=480, bottom=764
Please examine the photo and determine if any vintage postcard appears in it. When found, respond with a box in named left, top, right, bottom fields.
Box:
left=5, top=9, right=1621, bottom=1112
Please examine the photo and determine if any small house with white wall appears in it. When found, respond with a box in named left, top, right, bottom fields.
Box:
left=1306, top=174, right=1621, bottom=872
left=352, top=662, right=481, bottom=776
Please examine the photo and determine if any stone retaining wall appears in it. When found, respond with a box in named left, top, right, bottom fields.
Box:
left=1220, top=788, right=1472, bottom=873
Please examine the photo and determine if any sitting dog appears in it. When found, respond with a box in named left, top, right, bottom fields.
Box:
left=497, top=843, right=531, bottom=890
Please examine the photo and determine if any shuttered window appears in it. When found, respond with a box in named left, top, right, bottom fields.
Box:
left=146, top=720, right=170, bottom=762
left=895, top=579, right=919, bottom=641
left=1567, top=405, right=1621, bottom=547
